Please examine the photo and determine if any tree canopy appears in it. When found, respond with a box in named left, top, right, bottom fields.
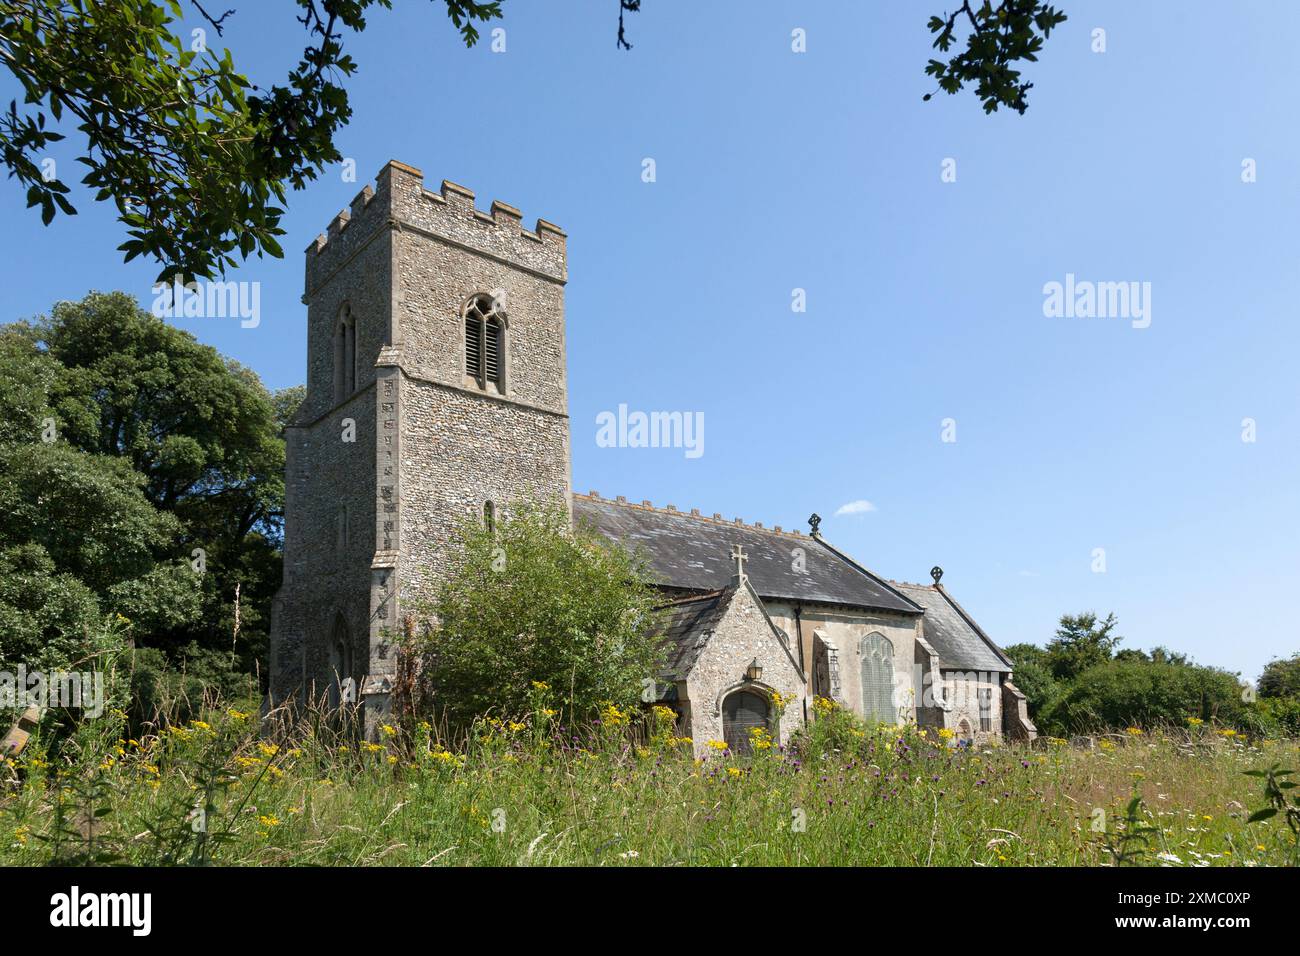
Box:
left=0, top=292, right=294, bottom=704
left=924, top=1, right=1068, bottom=114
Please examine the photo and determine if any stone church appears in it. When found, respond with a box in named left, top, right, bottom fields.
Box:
left=268, top=160, right=1036, bottom=753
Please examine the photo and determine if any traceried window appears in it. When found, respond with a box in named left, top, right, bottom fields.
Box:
left=333, top=303, right=356, bottom=402
left=859, top=632, right=895, bottom=724
left=464, top=294, right=505, bottom=391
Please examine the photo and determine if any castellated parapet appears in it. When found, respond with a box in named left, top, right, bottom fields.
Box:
left=305, top=160, right=566, bottom=298
left=271, top=161, right=572, bottom=736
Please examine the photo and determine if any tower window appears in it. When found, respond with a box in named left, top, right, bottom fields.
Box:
left=484, top=500, right=496, bottom=534
left=333, top=304, right=356, bottom=402
left=464, top=294, right=506, bottom=391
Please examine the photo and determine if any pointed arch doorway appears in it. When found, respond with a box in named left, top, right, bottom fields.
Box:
left=722, top=689, right=771, bottom=755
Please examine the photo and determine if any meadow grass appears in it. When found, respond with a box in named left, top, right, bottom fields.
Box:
left=2, top=698, right=1297, bottom=867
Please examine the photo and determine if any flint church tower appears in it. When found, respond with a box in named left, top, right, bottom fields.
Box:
left=269, top=160, right=572, bottom=728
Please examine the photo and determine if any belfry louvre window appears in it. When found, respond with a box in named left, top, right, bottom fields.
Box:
left=978, top=687, right=993, bottom=732
left=464, top=294, right=505, bottom=390
left=859, top=633, right=895, bottom=724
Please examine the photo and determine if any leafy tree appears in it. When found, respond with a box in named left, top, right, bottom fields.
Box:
left=0, top=543, right=105, bottom=673
left=1002, top=642, right=1045, bottom=667
left=1113, top=645, right=1191, bottom=666
left=0, top=0, right=523, bottom=279
left=0, top=292, right=291, bottom=681
left=1044, top=611, right=1121, bottom=682
left=1259, top=653, right=1300, bottom=700
left=0, top=441, right=198, bottom=673
left=924, top=1, right=1068, bottom=113
left=416, top=501, right=664, bottom=729
left=0, top=442, right=186, bottom=596
left=1002, top=642, right=1059, bottom=721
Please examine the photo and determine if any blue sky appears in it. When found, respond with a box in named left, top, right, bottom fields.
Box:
left=4, top=1, right=1297, bottom=680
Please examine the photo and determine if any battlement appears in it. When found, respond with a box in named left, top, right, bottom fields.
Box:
left=305, top=160, right=566, bottom=294
left=576, top=491, right=806, bottom=539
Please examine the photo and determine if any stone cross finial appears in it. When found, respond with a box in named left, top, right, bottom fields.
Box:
left=808, top=513, right=821, bottom=536
left=931, top=566, right=943, bottom=585
left=730, top=544, right=748, bottom=581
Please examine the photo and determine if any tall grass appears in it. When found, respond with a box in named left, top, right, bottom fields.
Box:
left=2, top=693, right=1297, bottom=867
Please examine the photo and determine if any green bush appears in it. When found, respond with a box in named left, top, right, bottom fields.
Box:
left=414, top=502, right=665, bottom=730
left=1256, top=696, right=1300, bottom=738
left=1047, top=661, right=1246, bottom=734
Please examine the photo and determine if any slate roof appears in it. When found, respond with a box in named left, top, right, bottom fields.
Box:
left=889, top=581, right=1012, bottom=673
left=651, top=590, right=729, bottom=681
left=573, top=495, right=921, bottom=614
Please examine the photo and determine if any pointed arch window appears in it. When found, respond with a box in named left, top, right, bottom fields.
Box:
left=328, top=613, right=355, bottom=709
left=464, top=294, right=506, bottom=391
left=978, top=687, right=993, bottom=732
left=859, top=632, right=895, bottom=724
left=333, top=303, right=357, bottom=402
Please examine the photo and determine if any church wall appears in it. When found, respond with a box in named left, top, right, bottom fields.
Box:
left=385, top=163, right=571, bottom=608
left=271, top=172, right=392, bottom=703
left=272, top=389, right=377, bottom=701
left=764, top=603, right=919, bottom=724
left=685, top=585, right=806, bottom=756
left=300, top=176, right=395, bottom=424
left=388, top=177, right=567, bottom=417
left=941, top=669, right=1004, bottom=745
left=396, top=375, right=571, bottom=600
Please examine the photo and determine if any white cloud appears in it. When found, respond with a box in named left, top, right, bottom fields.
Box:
left=834, top=499, right=877, bottom=517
